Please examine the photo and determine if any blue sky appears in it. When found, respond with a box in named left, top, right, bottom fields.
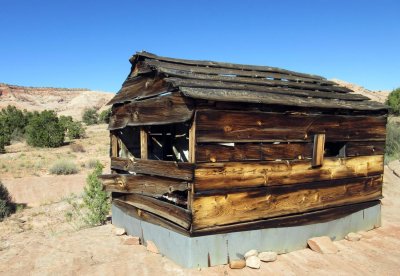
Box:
left=0, top=0, right=399, bottom=92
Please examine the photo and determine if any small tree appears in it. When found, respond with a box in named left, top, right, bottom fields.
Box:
left=99, top=108, right=111, bottom=124
left=0, top=181, right=16, bottom=221
left=26, top=110, right=65, bottom=147
left=82, top=162, right=110, bottom=226
left=386, top=88, right=400, bottom=115
left=59, top=116, right=85, bottom=140
left=82, top=108, right=99, bottom=125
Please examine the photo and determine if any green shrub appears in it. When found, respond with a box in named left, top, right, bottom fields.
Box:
left=386, top=88, right=400, bottom=115
left=0, top=106, right=29, bottom=146
left=99, top=108, right=111, bottom=124
left=0, top=135, right=5, bottom=154
left=385, top=119, right=400, bottom=163
left=26, top=110, right=65, bottom=147
left=82, top=162, right=110, bottom=226
left=59, top=116, right=86, bottom=140
left=82, top=108, right=99, bottom=125
left=0, top=181, right=16, bottom=221
left=49, top=159, right=79, bottom=175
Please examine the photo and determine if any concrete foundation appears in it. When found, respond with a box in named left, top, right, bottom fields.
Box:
left=112, top=203, right=381, bottom=268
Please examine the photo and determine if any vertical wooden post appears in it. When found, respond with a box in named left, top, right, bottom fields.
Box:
left=188, top=116, right=196, bottom=163
left=110, top=132, right=119, bottom=157
left=140, top=127, right=148, bottom=159
left=312, top=133, right=325, bottom=167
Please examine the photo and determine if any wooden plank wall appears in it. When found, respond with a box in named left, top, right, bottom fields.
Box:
left=191, top=109, right=386, bottom=232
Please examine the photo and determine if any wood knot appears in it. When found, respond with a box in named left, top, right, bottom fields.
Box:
left=224, top=125, right=233, bottom=132
left=256, top=120, right=262, bottom=126
left=209, top=156, right=217, bottom=163
left=117, top=178, right=127, bottom=190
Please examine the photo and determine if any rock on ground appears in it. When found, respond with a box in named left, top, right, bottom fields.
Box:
left=121, top=236, right=141, bottom=245
left=307, top=236, right=338, bottom=254
left=229, top=259, right=246, bottom=269
left=345, top=232, right=362, bottom=241
left=246, top=256, right=261, bottom=269
left=259, top=251, right=277, bottom=262
left=244, top=249, right=258, bottom=259
left=113, top=227, right=126, bottom=236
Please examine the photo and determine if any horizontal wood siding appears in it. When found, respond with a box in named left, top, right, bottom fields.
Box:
left=196, top=143, right=313, bottom=162
left=109, top=93, right=194, bottom=130
left=194, top=155, right=384, bottom=192
left=346, top=142, right=385, bottom=157
left=113, top=199, right=189, bottom=236
left=192, top=175, right=382, bottom=230
left=122, top=194, right=191, bottom=229
left=192, top=200, right=380, bottom=236
left=111, top=157, right=194, bottom=180
left=100, top=174, right=188, bottom=196
left=195, top=110, right=387, bottom=143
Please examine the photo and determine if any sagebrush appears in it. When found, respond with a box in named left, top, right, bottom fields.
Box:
left=385, top=118, right=400, bottom=164
left=49, top=159, right=79, bottom=175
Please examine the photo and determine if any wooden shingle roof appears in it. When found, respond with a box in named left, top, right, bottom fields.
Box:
left=108, top=51, right=387, bottom=111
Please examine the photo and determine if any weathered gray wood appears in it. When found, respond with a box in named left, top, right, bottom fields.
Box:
left=195, top=110, right=387, bottom=143
left=108, top=76, right=170, bottom=105
left=181, top=87, right=387, bottom=111
left=134, top=51, right=326, bottom=80
left=111, top=157, right=194, bottom=180
left=346, top=142, right=385, bottom=157
left=165, top=78, right=369, bottom=101
left=160, top=68, right=351, bottom=94
left=146, top=59, right=337, bottom=85
left=100, top=174, right=188, bottom=196
left=123, top=194, right=192, bottom=229
left=109, top=93, right=194, bottom=130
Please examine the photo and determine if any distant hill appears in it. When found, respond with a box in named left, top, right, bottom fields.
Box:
left=331, top=79, right=390, bottom=104
left=0, top=83, right=114, bottom=120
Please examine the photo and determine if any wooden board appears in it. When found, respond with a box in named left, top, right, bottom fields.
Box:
left=122, top=194, right=191, bottom=229
left=140, top=127, right=148, bottom=159
left=108, top=76, right=170, bottom=105
left=192, top=175, right=382, bottom=230
left=192, top=200, right=380, bottom=236
left=113, top=199, right=190, bottom=236
left=196, top=143, right=313, bottom=162
left=195, top=110, right=387, bottom=143
left=109, top=93, right=194, bottom=130
left=312, top=134, right=325, bottom=167
left=194, top=155, right=384, bottom=191
left=346, top=142, right=385, bottom=157
left=111, top=157, right=194, bottom=181
left=100, top=174, right=188, bottom=197
left=166, top=78, right=369, bottom=101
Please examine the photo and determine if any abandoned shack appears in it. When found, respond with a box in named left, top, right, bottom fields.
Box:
left=101, top=51, right=388, bottom=268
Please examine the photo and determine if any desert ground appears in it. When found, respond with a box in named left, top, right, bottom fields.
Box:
left=0, top=124, right=400, bottom=275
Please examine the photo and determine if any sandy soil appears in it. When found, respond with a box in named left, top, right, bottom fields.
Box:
left=0, top=166, right=399, bottom=275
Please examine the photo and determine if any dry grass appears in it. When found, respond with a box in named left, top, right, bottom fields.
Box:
left=0, top=124, right=110, bottom=179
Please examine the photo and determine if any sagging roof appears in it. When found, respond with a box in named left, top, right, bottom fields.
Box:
left=108, top=51, right=387, bottom=111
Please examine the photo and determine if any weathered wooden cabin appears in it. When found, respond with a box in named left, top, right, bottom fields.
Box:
left=101, top=51, right=388, bottom=267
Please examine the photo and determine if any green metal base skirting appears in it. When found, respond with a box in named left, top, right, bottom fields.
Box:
left=111, top=203, right=381, bottom=268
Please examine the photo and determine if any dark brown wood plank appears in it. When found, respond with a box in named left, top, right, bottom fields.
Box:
left=135, top=51, right=326, bottom=80
left=191, top=200, right=380, bottom=236
left=100, top=174, right=188, bottom=196
left=194, top=155, right=384, bottom=191
left=166, top=78, right=368, bottom=101
left=181, top=87, right=386, bottom=111
left=346, top=142, right=385, bottom=157
left=122, top=194, right=191, bottom=229
left=146, top=59, right=337, bottom=86
left=192, top=175, right=382, bottom=230
left=111, top=157, right=194, bottom=181
left=196, top=143, right=313, bottom=162
left=109, top=93, right=194, bottom=130
left=112, top=199, right=190, bottom=236
left=108, top=76, right=170, bottom=105
left=195, top=110, right=387, bottom=143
